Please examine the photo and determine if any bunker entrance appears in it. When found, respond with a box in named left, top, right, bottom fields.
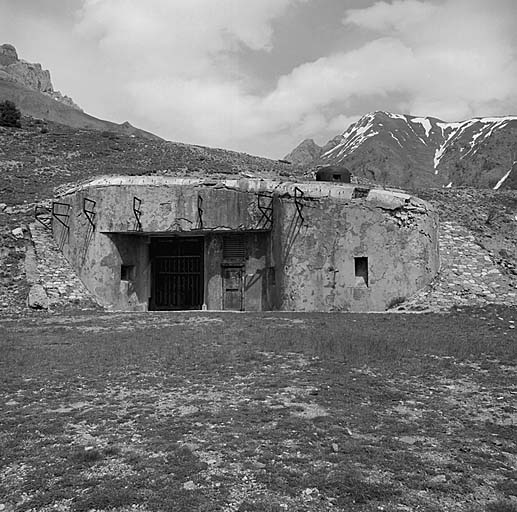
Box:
left=149, top=237, right=204, bottom=311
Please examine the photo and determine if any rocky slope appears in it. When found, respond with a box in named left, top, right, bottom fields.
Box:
left=286, top=111, right=517, bottom=190
left=0, top=43, right=160, bottom=141
left=0, top=117, right=304, bottom=206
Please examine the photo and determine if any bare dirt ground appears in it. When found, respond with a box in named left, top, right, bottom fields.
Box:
left=0, top=308, right=516, bottom=512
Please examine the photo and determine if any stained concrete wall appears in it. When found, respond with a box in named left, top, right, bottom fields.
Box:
left=53, top=177, right=439, bottom=312
left=272, top=194, right=439, bottom=311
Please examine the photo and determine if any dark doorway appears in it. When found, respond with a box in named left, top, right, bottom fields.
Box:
left=149, top=237, right=204, bottom=310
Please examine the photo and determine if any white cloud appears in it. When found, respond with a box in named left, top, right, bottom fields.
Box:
left=344, top=0, right=438, bottom=33
left=1, top=0, right=515, bottom=158
left=127, top=0, right=517, bottom=156
left=75, top=0, right=306, bottom=78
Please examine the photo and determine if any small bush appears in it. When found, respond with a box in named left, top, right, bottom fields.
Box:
left=0, top=100, right=21, bottom=128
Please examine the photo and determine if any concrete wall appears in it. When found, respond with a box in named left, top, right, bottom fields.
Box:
left=53, top=177, right=439, bottom=312
left=272, top=195, right=439, bottom=311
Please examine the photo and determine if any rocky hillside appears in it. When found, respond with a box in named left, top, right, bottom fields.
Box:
left=0, top=117, right=304, bottom=206
left=0, top=43, right=160, bottom=141
left=286, top=111, right=517, bottom=190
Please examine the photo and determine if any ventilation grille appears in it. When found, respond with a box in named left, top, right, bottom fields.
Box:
left=223, top=235, right=247, bottom=260
left=352, top=187, right=370, bottom=199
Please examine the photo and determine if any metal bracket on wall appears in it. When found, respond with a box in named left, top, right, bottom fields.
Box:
left=257, top=193, right=274, bottom=229
left=294, top=187, right=305, bottom=224
left=133, top=197, right=143, bottom=231
left=83, top=198, right=96, bottom=230
left=197, top=195, right=204, bottom=230
left=51, top=202, right=71, bottom=230
left=35, top=205, right=52, bottom=230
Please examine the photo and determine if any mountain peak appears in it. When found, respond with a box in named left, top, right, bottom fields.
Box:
left=285, top=112, right=517, bottom=189
left=284, top=138, right=322, bottom=164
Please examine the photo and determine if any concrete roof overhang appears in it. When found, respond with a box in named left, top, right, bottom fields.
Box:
left=56, top=176, right=429, bottom=211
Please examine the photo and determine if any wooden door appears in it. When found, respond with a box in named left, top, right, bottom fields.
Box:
left=222, top=266, right=243, bottom=311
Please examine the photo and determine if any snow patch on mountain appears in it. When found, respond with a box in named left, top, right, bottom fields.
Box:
left=411, top=117, right=432, bottom=137
left=494, top=159, right=516, bottom=190
left=389, top=132, right=403, bottom=147
left=322, top=114, right=378, bottom=159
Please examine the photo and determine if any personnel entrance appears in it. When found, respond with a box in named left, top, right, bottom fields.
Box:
left=149, top=237, right=204, bottom=310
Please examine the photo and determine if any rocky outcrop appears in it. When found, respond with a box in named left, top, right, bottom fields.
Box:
left=0, top=44, right=18, bottom=66
left=0, top=43, right=82, bottom=111
left=0, top=60, right=53, bottom=92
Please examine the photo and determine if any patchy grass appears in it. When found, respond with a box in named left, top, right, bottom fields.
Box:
left=0, top=306, right=516, bottom=511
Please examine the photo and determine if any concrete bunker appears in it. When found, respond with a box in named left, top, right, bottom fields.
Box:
left=315, top=165, right=352, bottom=183
left=52, top=177, right=439, bottom=312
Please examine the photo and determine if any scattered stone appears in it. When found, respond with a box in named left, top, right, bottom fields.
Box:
left=331, top=442, right=339, bottom=452
left=5, top=400, right=17, bottom=406
left=183, top=481, right=197, bottom=491
left=11, top=227, right=24, bottom=239
left=27, top=284, right=49, bottom=309
left=429, top=474, right=447, bottom=484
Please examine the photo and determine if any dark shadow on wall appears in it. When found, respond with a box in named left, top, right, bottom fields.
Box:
left=281, top=207, right=305, bottom=266
left=80, top=222, right=95, bottom=266
left=244, top=268, right=265, bottom=292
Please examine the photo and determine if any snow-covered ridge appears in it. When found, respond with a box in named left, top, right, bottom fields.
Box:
left=433, top=116, right=516, bottom=170
left=320, top=112, right=517, bottom=176
left=321, top=113, right=378, bottom=159
left=411, top=117, right=432, bottom=137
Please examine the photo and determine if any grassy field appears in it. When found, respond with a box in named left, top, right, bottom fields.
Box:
left=0, top=307, right=516, bottom=512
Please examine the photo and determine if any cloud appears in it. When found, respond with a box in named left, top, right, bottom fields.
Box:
left=341, top=0, right=517, bottom=120
left=126, top=0, right=517, bottom=156
left=71, top=0, right=313, bottom=154
left=344, top=0, right=438, bottom=33
left=2, top=0, right=515, bottom=158
left=75, top=0, right=307, bottom=78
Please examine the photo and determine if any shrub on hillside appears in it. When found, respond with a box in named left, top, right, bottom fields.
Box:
left=0, top=100, right=21, bottom=128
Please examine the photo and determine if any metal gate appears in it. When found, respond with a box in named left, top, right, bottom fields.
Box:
left=150, top=237, right=204, bottom=310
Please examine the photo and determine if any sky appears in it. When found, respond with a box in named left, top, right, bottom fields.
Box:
left=1, top=0, right=516, bottom=158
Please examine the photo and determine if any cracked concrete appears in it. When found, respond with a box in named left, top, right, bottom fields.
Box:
left=53, top=178, right=439, bottom=312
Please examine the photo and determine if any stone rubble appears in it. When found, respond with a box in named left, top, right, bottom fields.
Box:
left=26, top=283, right=49, bottom=309
left=26, top=222, right=99, bottom=310
left=400, top=221, right=517, bottom=311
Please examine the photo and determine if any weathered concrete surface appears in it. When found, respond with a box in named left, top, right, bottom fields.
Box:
left=274, top=195, right=438, bottom=311
left=53, top=177, right=439, bottom=312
